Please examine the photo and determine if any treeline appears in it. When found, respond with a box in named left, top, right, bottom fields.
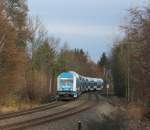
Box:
left=0, top=0, right=101, bottom=104
left=111, top=4, right=150, bottom=105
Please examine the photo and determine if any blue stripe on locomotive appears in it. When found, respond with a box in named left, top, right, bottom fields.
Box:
left=58, top=72, right=74, bottom=78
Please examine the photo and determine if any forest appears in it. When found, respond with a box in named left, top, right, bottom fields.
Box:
left=0, top=0, right=149, bottom=113
left=111, top=5, right=150, bottom=106
left=0, top=0, right=102, bottom=107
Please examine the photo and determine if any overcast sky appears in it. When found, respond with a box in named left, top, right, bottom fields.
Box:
left=28, top=0, right=147, bottom=62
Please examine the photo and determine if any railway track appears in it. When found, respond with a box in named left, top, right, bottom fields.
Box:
left=0, top=101, right=67, bottom=120
left=0, top=101, right=97, bottom=130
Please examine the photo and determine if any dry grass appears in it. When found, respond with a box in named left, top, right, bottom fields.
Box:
left=127, top=102, right=144, bottom=120
left=0, top=99, right=40, bottom=114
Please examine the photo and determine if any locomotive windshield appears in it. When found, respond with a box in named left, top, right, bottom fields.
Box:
left=60, top=79, right=73, bottom=86
left=58, top=79, right=74, bottom=91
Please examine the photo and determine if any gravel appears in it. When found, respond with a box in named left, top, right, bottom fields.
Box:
left=25, top=92, right=127, bottom=130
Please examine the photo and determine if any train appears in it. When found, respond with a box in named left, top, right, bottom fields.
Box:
left=56, top=71, right=104, bottom=99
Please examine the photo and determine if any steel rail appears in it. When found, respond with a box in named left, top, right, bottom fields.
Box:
left=0, top=101, right=97, bottom=130
left=0, top=101, right=67, bottom=120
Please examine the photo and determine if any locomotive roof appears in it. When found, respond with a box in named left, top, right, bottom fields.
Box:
left=58, top=71, right=79, bottom=78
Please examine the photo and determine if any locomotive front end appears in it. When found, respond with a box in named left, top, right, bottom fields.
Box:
left=57, top=72, right=77, bottom=99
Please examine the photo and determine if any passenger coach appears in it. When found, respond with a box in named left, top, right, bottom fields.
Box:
left=57, top=71, right=104, bottom=99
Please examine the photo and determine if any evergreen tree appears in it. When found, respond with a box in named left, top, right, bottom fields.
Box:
left=98, top=52, right=108, bottom=68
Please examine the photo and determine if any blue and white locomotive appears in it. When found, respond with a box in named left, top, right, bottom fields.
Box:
left=57, top=71, right=103, bottom=99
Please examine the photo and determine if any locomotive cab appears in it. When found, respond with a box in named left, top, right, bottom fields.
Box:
left=57, top=72, right=78, bottom=99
